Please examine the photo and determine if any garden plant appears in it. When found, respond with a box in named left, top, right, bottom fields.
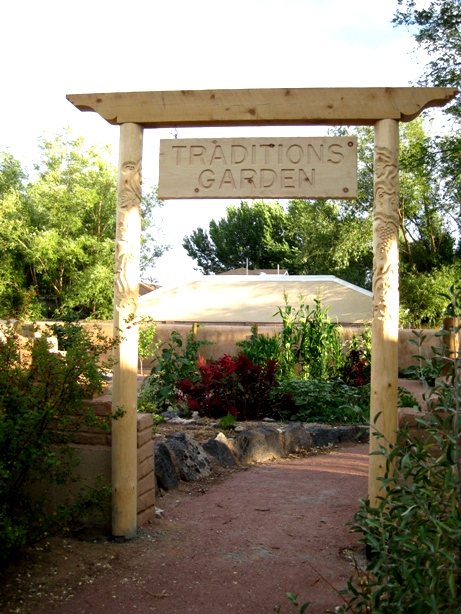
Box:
left=140, top=297, right=373, bottom=425
left=287, top=288, right=461, bottom=613
left=0, top=321, right=121, bottom=565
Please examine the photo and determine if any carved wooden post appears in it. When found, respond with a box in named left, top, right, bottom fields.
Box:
left=112, top=123, right=143, bottom=538
left=369, top=119, right=400, bottom=507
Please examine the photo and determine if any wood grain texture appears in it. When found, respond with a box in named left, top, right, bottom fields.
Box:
left=66, top=87, right=458, bottom=127
left=158, top=136, right=357, bottom=199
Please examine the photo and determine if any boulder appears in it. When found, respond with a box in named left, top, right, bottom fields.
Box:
left=305, top=424, right=367, bottom=448
left=282, top=423, right=313, bottom=454
left=154, top=442, right=179, bottom=491
left=165, top=432, right=212, bottom=482
left=203, top=434, right=238, bottom=467
left=233, top=425, right=284, bottom=464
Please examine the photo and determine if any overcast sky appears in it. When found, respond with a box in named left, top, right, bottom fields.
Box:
left=1, top=0, right=428, bottom=286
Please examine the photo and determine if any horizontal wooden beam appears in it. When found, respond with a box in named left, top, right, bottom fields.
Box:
left=66, top=87, right=458, bottom=128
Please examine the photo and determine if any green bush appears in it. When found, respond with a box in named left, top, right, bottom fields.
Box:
left=285, top=290, right=461, bottom=613
left=139, top=327, right=213, bottom=413
left=137, top=316, right=161, bottom=377
left=0, top=322, right=120, bottom=564
left=238, top=297, right=346, bottom=381
left=339, top=292, right=461, bottom=613
left=276, top=297, right=344, bottom=380
left=275, top=378, right=370, bottom=424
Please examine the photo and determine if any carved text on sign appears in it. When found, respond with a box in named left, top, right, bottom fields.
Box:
left=158, top=137, right=357, bottom=199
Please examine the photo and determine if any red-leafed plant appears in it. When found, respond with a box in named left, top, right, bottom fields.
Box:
left=339, top=348, right=371, bottom=387
left=176, top=353, right=280, bottom=421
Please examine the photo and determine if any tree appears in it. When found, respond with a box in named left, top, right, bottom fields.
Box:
left=284, top=199, right=373, bottom=287
left=182, top=200, right=293, bottom=274
left=0, top=133, right=169, bottom=320
left=182, top=128, right=376, bottom=287
left=393, top=0, right=461, bottom=117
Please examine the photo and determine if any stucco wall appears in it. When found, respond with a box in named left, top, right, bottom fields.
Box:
left=12, top=319, right=445, bottom=373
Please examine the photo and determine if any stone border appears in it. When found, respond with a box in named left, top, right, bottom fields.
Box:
left=154, top=422, right=368, bottom=494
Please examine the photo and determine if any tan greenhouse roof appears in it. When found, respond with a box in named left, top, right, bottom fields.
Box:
left=138, top=275, right=372, bottom=325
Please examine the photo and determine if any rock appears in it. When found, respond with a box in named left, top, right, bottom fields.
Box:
left=167, top=417, right=197, bottom=425
left=233, top=425, right=284, bottom=464
left=155, top=507, right=165, bottom=519
left=154, top=442, right=179, bottom=491
left=160, top=410, right=180, bottom=421
left=203, top=434, right=238, bottom=467
left=305, top=425, right=368, bottom=448
left=282, top=423, right=312, bottom=454
left=165, top=433, right=212, bottom=482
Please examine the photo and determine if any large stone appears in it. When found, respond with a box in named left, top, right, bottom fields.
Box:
left=165, top=433, right=212, bottom=482
left=305, top=425, right=368, bottom=448
left=282, top=423, right=312, bottom=454
left=203, top=434, right=238, bottom=467
left=154, top=442, right=179, bottom=491
left=233, top=425, right=284, bottom=464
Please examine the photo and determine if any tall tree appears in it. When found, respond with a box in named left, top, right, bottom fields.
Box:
left=394, top=0, right=461, bottom=116
left=0, top=133, right=168, bottom=320
left=182, top=200, right=292, bottom=274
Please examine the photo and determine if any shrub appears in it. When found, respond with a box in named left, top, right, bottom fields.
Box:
left=137, top=316, right=161, bottom=377
left=176, top=353, right=281, bottom=421
left=0, top=322, right=120, bottom=564
left=236, top=325, right=281, bottom=367
left=339, top=290, right=461, bottom=612
left=275, top=297, right=345, bottom=380
left=339, top=328, right=372, bottom=387
left=276, top=379, right=370, bottom=424
left=139, top=327, right=213, bottom=413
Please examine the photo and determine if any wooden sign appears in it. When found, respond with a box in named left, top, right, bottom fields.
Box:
left=158, top=136, right=357, bottom=199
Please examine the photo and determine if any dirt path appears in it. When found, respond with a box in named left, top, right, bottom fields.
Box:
left=1, top=443, right=368, bottom=614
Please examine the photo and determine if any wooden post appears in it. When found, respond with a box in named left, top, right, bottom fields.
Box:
left=192, top=322, right=198, bottom=342
left=369, top=119, right=400, bottom=508
left=112, top=123, right=143, bottom=538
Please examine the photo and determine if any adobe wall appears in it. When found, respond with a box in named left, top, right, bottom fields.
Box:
left=30, top=398, right=155, bottom=530
left=12, top=319, right=444, bottom=373
left=138, top=323, right=443, bottom=373
left=74, top=396, right=156, bottom=528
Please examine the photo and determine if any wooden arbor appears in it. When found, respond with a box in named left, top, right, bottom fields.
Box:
left=67, top=87, right=458, bottom=538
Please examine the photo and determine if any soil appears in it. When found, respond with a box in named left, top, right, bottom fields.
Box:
left=1, top=419, right=369, bottom=614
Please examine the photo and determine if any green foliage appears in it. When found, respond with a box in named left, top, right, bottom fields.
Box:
left=219, top=412, right=237, bottom=430
left=237, top=297, right=346, bottom=383
left=285, top=197, right=373, bottom=288
left=139, top=327, right=213, bottom=413
left=183, top=200, right=292, bottom=274
left=137, top=316, right=160, bottom=377
left=276, top=297, right=344, bottom=381
left=394, top=0, right=461, bottom=116
left=276, top=379, right=370, bottom=425
left=400, top=263, right=461, bottom=327
left=0, top=133, right=169, bottom=320
left=339, top=291, right=461, bottom=613
left=0, top=321, right=120, bottom=563
left=236, top=325, right=282, bottom=367
left=397, top=387, right=420, bottom=409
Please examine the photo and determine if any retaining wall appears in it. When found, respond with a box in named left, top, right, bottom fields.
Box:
left=31, top=397, right=155, bottom=530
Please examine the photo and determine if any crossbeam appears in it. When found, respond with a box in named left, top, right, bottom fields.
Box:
left=66, top=87, right=457, bottom=128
